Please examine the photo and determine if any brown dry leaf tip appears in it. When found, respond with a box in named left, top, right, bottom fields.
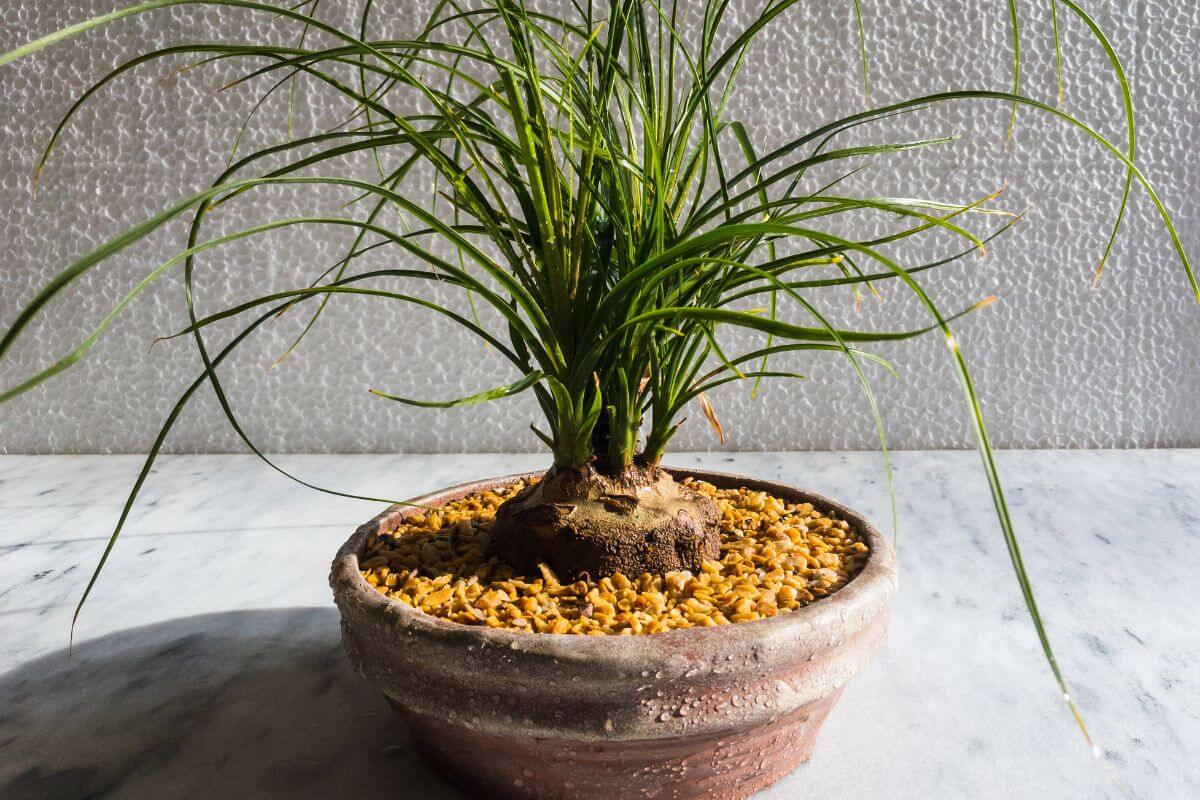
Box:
left=359, top=478, right=870, bottom=636
left=975, top=294, right=999, bottom=310
left=637, top=367, right=652, bottom=393
left=697, top=392, right=725, bottom=444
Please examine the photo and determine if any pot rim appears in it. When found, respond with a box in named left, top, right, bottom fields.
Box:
left=331, top=466, right=897, bottom=663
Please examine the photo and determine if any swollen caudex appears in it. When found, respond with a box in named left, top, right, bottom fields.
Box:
left=359, top=478, right=869, bottom=635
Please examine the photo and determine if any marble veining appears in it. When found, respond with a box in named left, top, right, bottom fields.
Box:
left=0, top=451, right=1197, bottom=799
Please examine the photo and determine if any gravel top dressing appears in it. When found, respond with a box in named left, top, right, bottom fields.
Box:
left=359, top=477, right=869, bottom=635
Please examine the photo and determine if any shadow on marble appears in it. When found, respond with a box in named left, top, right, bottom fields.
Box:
left=0, top=608, right=466, bottom=800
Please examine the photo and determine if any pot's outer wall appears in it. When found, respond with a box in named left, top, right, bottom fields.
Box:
left=331, top=469, right=897, bottom=799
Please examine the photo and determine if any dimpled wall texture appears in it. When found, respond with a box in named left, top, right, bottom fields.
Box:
left=1, top=1, right=1197, bottom=455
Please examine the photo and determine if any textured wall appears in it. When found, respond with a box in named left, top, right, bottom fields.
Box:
left=1, top=0, right=1197, bottom=455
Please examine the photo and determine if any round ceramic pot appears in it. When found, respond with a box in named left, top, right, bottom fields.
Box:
left=330, top=468, right=897, bottom=800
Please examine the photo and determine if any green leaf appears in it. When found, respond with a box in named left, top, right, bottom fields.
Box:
left=369, top=371, right=544, bottom=408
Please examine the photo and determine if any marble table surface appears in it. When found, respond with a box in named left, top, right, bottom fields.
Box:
left=0, top=451, right=1196, bottom=799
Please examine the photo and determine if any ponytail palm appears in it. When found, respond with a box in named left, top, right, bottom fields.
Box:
left=1, top=0, right=1195, bottom=744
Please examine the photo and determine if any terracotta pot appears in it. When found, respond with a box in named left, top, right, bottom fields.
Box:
left=330, top=468, right=897, bottom=800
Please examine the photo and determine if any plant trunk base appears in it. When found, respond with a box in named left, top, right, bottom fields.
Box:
left=485, top=463, right=720, bottom=581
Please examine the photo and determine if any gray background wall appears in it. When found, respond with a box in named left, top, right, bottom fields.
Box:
left=1, top=0, right=1197, bottom=455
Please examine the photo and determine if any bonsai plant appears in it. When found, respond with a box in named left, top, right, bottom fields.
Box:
left=1, top=0, right=1194, bottom=797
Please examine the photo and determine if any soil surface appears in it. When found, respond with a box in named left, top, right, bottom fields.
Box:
left=359, top=476, right=870, bottom=635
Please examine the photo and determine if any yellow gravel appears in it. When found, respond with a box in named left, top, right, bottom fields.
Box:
left=360, top=477, right=869, bottom=635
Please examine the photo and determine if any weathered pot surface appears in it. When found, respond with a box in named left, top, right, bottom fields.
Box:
left=331, top=468, right=898, bottom=800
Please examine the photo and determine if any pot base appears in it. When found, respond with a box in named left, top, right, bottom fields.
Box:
left=395, top=689, right=843, bottom=800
